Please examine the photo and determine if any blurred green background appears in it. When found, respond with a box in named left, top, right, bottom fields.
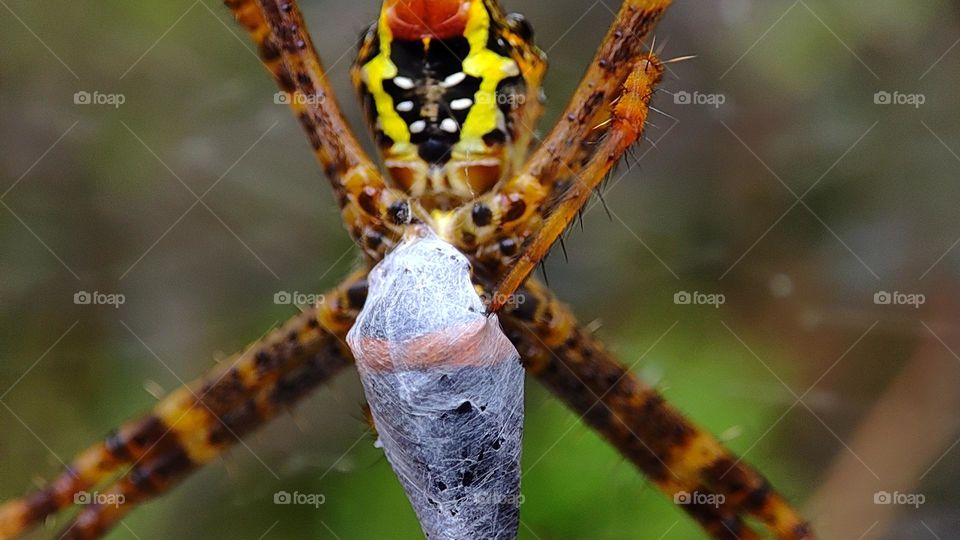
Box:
left=3, top=1, right=960, bottom=538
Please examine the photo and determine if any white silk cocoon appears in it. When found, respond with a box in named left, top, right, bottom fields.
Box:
left=347, top=228, right=524, bottom=540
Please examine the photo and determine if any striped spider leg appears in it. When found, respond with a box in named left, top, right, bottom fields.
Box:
left=0, top=270, right=368, bottom=540
left=428, top=0, right=814, bottom=536
left=226, top=0, right=408, bottom=258
left=449, top=0, right=671, bottom=292
left=501, top=278, right=815, bottom=540
left=485, top=53, right=664, bottom=310
left=0, top=270, right=812, bottom=540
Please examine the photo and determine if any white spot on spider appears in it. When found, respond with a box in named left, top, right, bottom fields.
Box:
left=502, top=63, right=520, bottom=77
left=440, top=118, right=459, bottom=133
left=410, top=120, right=427, bottom=134
left=450, top=98, right=473, bottom=110
left=393, top=76, right=416, bottom=90
left=396, top=100, right=415, bottom=112
left=442, top=72, right=467, bottom=88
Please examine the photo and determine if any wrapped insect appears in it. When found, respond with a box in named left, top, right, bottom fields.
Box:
left=347, top=226, right=524, bottom=539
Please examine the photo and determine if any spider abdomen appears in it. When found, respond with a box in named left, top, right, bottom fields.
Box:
left=352, top=0, right=545, bottom=210
left=347, top=227, right=524, bottom=539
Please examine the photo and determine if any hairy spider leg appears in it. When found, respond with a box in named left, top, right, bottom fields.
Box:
left=1, top=272, right=816, bottom=540
left=449, top=0, right=672, bottom=278
left=227, top=0, right=409, bottom=259
left=488, top=55, right=663, bottom=310
left=502, top=278, right=816, bottom=540
left=0, top=272, right=366, bottom=540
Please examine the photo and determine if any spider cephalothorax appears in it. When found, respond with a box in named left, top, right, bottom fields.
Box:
left=353, top=0, right=546, bottom=210
left=0, top=1, right=818, bottom=539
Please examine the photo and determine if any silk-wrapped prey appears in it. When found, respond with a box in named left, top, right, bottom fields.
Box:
left=347, top=227, right=524, bottom=539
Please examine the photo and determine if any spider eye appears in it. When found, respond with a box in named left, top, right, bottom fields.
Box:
left=506, top=12, right=534, bottom=41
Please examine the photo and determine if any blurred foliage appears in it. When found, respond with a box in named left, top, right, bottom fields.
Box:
left=2, top=0, right=960, bottom=538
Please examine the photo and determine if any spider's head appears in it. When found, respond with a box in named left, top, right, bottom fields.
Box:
left=353, top=0, right=546, bottom=210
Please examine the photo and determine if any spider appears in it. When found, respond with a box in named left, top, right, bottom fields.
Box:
left=0, top=1, right=815, bottom=538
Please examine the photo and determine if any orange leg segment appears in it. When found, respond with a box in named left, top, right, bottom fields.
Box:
left=450, top=0, right=672, bottom=279
left=226, top=0, right=407, bottom=258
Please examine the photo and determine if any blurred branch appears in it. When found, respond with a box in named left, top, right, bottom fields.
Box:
left=806, top=287, right=960, bottom=538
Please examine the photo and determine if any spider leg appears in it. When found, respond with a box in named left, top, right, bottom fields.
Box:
left=499, top=278, right=816, bottom=540
left=490, top=54, right=663, bottom=310
left=225, top=0, right=406, bottom=257
left=449, top=0, right=671, bottom=287
left=2, top=272, right=813, bottom=539
left=0, top=270, right=367, bottom=540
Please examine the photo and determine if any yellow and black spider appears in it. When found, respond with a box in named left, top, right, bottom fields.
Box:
left=0, top=1, right=814, bottom=538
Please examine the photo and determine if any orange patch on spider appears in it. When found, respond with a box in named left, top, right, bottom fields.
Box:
left=613, top=57, right=664, bottom=137
left=384, top=0, right=472, bottom=40
left=351, top=316, right=517, bottom=372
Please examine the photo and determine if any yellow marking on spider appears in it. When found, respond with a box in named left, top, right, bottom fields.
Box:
left=154, top=387, right=223, bottom=464
left=363, top=0, right=519, bottom=150
left=363, top=11, right=409, bottom=144
left=460, top=0, right=519, bottom=141
left=429, top=209, right=458, bottom=242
